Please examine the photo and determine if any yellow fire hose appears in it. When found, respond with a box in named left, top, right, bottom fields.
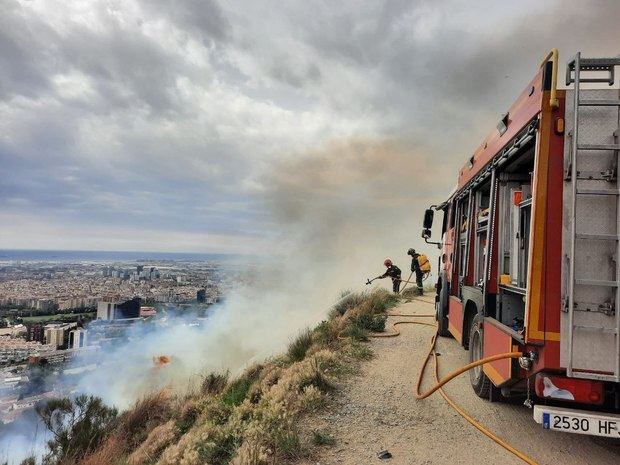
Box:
left=397, top=272, right=431, bottom=295
left=365, top=304, right=539, bottom=465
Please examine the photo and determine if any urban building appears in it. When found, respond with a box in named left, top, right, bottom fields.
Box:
left=0, top=337, right=54, bottom=365
left=44, top=323, right=75, bottom=349
left=68, top=328, right=87, bottom=349
left=25, top=322, right=45, bottom=343
left=196, top=289, right=206, bottom=302
left=96, top=297, right=141, bottom=320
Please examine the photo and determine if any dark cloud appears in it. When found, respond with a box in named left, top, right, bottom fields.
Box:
left=0, top=0, right=619, bottom=252
left=143, top=0, right=231, bottom=43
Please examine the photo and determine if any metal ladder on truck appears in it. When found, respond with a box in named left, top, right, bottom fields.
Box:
left=565, top=53, right=620, bottom=382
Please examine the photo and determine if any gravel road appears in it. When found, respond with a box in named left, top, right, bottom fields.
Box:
left=297, top=298, right=620, bottom=465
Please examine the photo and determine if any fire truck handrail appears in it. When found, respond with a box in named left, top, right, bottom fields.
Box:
left=539, top=48, right=559, bottom=110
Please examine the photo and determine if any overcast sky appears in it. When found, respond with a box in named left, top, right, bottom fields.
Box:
left=1, top=0, right=619, bottom=253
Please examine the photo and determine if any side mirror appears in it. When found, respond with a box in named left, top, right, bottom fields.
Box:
left=422, top=228, right=432, bottom=239
left=423, top=209, right=434, bottom=229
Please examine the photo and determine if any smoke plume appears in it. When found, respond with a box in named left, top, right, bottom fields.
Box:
left=1, top=137, right=448, bottom=463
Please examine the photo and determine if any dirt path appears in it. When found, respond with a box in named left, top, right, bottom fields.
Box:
left=298, top=299, right=620, bottom=465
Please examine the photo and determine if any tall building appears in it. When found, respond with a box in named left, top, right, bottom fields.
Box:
left=26, top=322, right=45, bottom=343
left=96, top=297, right=141, bottom=320
left=43, top=323, right=75, bottom=349
left=68, top=329, right=87, bottom=348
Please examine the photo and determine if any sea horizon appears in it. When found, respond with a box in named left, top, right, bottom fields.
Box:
left=0, top=248, right=241, bottom=263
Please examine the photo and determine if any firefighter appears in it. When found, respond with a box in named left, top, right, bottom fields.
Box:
left=379, top=258, right=402, bottom=293
left=407, top=248, right=428, bottom=295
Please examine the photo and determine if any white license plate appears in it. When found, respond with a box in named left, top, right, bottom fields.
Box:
left=534, top=405, right=620, bottom=438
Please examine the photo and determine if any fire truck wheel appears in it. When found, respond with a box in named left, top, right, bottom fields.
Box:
left=469, top=321, right=491, bottom=399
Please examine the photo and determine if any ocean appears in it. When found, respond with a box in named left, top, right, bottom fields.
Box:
left=0, top=249, right=239, bottom=263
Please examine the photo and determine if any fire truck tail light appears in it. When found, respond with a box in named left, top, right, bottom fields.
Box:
left=534, top=373, right=604, bottom=405
left=555, top=117, right=565, bottom=135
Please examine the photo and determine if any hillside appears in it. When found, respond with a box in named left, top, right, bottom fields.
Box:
left=25, top=289, right=397, bottom=465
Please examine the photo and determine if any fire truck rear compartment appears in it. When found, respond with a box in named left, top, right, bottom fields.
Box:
left=495, top=144, right=536, bottom=331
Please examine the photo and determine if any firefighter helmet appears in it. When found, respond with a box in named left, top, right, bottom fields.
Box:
left=407, top=248, right=416, bottom=256
left=384, top=258, right=392, bottom=267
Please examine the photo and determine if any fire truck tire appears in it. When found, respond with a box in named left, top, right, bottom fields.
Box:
left=469, top=321, right=491, bottom=399
left=436, top=279, right=450, bottom=337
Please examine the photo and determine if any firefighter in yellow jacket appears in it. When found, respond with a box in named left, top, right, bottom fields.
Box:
left=407, top=248, right=430, bottom=295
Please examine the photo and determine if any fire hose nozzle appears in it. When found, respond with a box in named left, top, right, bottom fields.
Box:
left=518, top=351, right=538, bottom=370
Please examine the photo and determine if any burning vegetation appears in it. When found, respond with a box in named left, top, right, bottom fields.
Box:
left=152, top=355, right=172, bottom=369
left=27, top=289, right=397, bottom=465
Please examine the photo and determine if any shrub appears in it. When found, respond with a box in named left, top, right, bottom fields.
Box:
left=175, top=399, right=201, bottom=435
left=36, top=394, right=118, bottom=465
left=203, top=400, right=232, bottom=425
left=311, top=430, right=335, bottom=446
left=273, top=427, right=301, bottom=459
left=364, top=288, right=399, bottom=313
left=299, top=369, right=334, bottom=394
left=299, top=385, right=327, bottom=411
left=312, top=320, right=338, bottom=348
left=343, top=323, right=368, bottom=341
left=287, top=328, right=313, bottom=362
left=350, top=313, right=387, bottom=333
left=202, top=372, right=229, bottom=396
left=347, top=342, right=373, bottom=360
left=196, top=428, right=239, bottom=464
left=220, top=367, right=262, bottom=408
left=116, top=390, right=172, bottom=452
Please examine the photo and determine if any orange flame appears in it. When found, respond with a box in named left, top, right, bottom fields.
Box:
left=152, top=355, right=171, bottom=369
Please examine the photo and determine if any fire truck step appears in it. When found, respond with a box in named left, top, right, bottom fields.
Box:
left=580, top=99, right=620, bottom=106
left=574, top=325, right=618, bottom=334
left=575, top=169, right=616, bottom=181
left=578, top=57, right=620, bottom=67
left=576, top=188, right=620, bottom=195
left=577, top=144, right=620, bottom=151
left=575, top=233, right=619, bottom=241
left=575, top=279, right=618, bottom=287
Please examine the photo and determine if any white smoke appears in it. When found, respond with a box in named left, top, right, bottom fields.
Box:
left=71, top=138, right=447, bottom=407
left=0, top=138, right=448, bottom=462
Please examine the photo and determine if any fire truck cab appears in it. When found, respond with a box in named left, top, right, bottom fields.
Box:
left=423, top=50, right=620, bottom=438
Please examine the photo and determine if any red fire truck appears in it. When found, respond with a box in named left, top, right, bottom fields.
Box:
left=422, top=49, right=620, bottom=437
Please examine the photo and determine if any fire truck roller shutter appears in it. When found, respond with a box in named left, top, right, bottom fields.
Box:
left=436, top=270, right=451, bottom=337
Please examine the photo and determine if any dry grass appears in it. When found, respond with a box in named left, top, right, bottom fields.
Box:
left=201, top=372, right=229, bottom=396
left=78, top=436, right=124, bottom=465
left=311, top=429, right=335, bottom=446
left=116, top=390, right=173, bottom=453
left=287, top=328, right=314, bottom=362
left=127, top=420, right=178, bottom=465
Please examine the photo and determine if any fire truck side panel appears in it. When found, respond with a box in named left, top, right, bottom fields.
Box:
left=458, top=69, right=545, bottom=190
left=483, top=317, right=519, bottom=385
